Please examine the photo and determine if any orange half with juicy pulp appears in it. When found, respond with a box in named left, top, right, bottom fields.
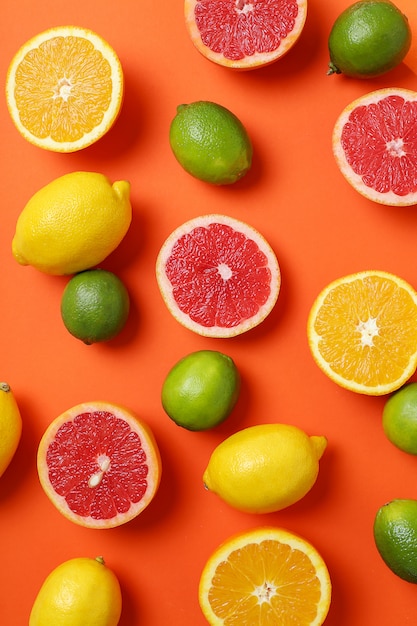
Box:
left=199, top=526, right=332, bottom=625
left=307, top=270, right=417, bottom=395
left=5, top=26, right=124, bottom=152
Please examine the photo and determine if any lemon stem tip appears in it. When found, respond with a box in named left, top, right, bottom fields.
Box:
left=311, top=435, right=327, bottom=460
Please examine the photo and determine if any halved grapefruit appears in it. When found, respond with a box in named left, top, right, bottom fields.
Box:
left=37, top=402, right=161, bottom=528
left=156, top=214, right=281, bottom=338
left=184, top=0, right=307, bottom=69
left=333, top=88, right=417, bottom=206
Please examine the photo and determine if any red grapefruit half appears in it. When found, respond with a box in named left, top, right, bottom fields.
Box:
left=184, top=0, right=307, bottom=70
left=333, top=88, right=417, bottom=206
left=156, top=214, right=281, bottom=338
left=37, top=402, right=162, bottom=528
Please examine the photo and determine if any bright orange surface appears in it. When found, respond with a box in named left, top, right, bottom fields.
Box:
left=1, top=1, right=417, bottom=624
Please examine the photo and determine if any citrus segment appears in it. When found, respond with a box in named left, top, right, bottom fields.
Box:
left=185, top=0, right=307, bottom=69
left=333, top=88, right=417, bottom=206
left=37, top=402, right=161, bottom=528
left=6, top=26, right=123, bottom=152
left=156, top=214, right=280, bottom=338
left=199, top=527, right=332, bottom=625
left=307, top=271, right=417, bottom=395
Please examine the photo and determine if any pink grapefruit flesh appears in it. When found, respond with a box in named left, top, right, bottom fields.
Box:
left=156, top=214, right=281, bottom=338
left=37, top=402, right=162, bottom=528
left=185, top=0, right=307, bottom=69
left=333, top=88, right=417, bottom=206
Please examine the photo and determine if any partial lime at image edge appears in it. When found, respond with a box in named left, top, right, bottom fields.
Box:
left=374, top=498, right=417, bottom=583
left=382, top=382, right=417, bottom=454
left=327, top=0, right=412, bottom=78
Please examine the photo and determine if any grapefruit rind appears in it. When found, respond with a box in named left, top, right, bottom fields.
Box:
left=184, top=0, right=308, bottom=70
left=5, top=26, right=124, bottom=153
left=155, top=214, right=281, bottom=338
left=332, top=88, right=417, bottom=207
left=37, top=401, right=161, bottom=529
left=198, top=526, right=332, bottom=626
left=307, top=271, right=417, bottom=396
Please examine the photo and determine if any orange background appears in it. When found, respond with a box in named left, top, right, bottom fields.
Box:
left=1, top=0, right=417, bottom=624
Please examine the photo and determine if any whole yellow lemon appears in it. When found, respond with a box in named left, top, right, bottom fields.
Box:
left=29, top=556, right=122, bottom=626
left=12, top=171, right=131, bottom=275
left=0, top=382, right=22, bottom=477
left=203, top=423, right=327, bottom=513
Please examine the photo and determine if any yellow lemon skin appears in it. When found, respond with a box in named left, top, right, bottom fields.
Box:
left=29, top=556, right=122, bottom=626
left=203, top=423, right=327, bottom=514
left=0, top=382, right=22, bottom=478
left=12, top=172, right=132, bottom=275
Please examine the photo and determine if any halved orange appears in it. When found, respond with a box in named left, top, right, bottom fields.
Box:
left=37, top=401, right=161, bottom=528
left=5, top=26, right=124, bottom=152
left=199, top=526, right=332, bottom=625
left=307, top=271, right=417, bottom=395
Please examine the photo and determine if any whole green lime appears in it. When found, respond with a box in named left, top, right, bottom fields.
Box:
left=161, top=350, right=240, bottom=431
left=169, top=101, right=252, bottom=185
left=327, top=0, right=412, bottom=78
left=374, top=499, right=417, bottom=583
left=382, top=383, right=417, bottom=454
left=61, top=269, right=130, bottom=344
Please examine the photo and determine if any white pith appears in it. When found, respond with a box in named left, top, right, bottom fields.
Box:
left=357, top=317, right=379, bottom=347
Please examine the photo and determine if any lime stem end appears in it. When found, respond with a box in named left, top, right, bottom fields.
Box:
left=327, top=61, right=341, bottom=76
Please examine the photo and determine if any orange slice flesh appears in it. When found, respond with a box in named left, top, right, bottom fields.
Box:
left=5, top=26, right=123, bottom=152
left=37, top=402, right=161, bottom=528
left=199, top=527, right=331, bottom=626
left=185, top=0, right=307, bottom=69
left=156, top=214, right=281, bottom=338
left=332, top=88, right=417, bottom=206
left=307, top=271, right=417, bottom=395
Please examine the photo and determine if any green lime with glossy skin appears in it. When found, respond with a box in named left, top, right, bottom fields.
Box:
left=374, top=499, right=417, bottom=583
left=383, top=383, right=417, bottom=454
left=169, top=101, right=252, bottom=185
left=328, top=0, right=412, bottom=78
left=161, top=350, right=240, bottom=431
left=61, top=269, right=130, bottom=344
